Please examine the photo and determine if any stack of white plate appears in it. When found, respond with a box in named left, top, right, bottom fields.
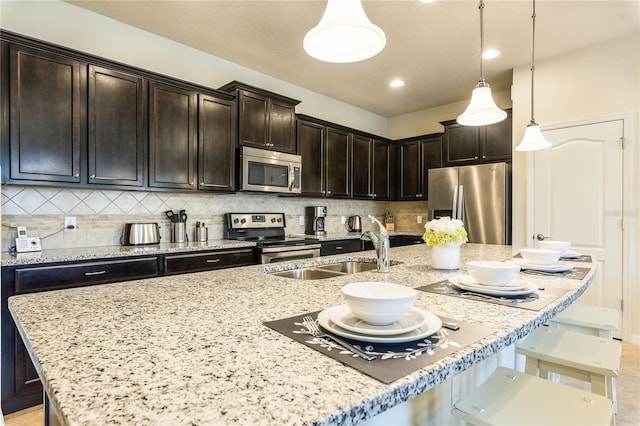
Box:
left=317, top=305, right=442, bottom=343
left=448, top=275, right=538, bottom=297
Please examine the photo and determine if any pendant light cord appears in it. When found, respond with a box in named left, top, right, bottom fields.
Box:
left=529, top=0, right=537, bottom=125
left=479, top=0, right=486, bottom=84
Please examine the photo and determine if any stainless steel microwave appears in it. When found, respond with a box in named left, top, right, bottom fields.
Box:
left=240, top=146, right=302, bottom=194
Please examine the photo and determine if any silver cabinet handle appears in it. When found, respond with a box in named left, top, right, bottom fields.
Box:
left=189, top=181, right=194, bottom=186
left=200, top=182, right=228, bottom=188
left=73, top=173, right=80, bottom=178
left=84, top=270, right=106, bottom=276
left=336, top=246, right=343, bottom=250
left=206, top=259, right=221, bottom=263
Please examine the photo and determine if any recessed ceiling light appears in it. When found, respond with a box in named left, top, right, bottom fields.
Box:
left=419, top=0, right=436, bottom=3
left=389, top=79, right=405, bottom=88
left=483, top=49, right=500, bottom=59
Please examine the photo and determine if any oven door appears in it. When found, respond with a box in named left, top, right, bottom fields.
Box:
left=260, top=245, right=320, bottom=264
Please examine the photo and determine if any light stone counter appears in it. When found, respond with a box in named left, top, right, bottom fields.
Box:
left=9, top=243, right=595, bottom=425
left=1, top=240, right=256, bottom=267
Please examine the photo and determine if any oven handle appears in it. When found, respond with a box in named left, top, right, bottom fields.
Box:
left=260, top=243, right=321, bottom=254
left=261, top=248, right=320, bottom=264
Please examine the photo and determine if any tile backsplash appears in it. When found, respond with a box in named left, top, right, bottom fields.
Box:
left=1, top=186, right=428, bottom=251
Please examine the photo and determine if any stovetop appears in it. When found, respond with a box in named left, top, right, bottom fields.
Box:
left=224, top=213, right=319, bottom=247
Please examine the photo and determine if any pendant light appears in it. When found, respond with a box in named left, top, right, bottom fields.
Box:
left=516, top=0, right=552, bottom=151
left=303, top=0, right=386, bottom=63
left=457, top=0, right=507, bottom=126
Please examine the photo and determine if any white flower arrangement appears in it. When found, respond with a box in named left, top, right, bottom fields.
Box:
left=422, top=217, right=468, bottom=247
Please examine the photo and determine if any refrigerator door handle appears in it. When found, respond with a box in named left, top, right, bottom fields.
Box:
left=458, top=185, right=465, bottom=222
left=452, top=185, right=459, bottom=220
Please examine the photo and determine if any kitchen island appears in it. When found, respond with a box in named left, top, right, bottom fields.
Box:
left=8, top=243, right=595, bottom=425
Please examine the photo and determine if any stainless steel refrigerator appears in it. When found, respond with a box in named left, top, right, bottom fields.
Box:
left=427, top=162, right=511, bottom=245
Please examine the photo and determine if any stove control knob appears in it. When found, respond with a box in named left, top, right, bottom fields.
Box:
left=271, top=218, right=276, bottom=223
left=240, top=218, right=246, bottom=224
left=233, top=218, right=239, bottom=224
left=277, top=218, right=282, bottom=223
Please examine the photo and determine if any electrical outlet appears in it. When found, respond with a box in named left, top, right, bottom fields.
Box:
left=341, top=216, right=346, bottom=224
left=64, top=216, right=77, bottom=231
left=417, top=215, right=423, bottom=224
left=299, top=215, right=305, bottom=225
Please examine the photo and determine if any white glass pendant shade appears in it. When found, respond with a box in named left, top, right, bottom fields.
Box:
left=456, top=84, right=507, bottom=126
left=516, top=123, right=552, bottom=151
left=303, top=0, right=386, bottom=63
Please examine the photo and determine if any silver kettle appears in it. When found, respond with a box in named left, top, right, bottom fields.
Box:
left=346, top=215, right=362, bottom=232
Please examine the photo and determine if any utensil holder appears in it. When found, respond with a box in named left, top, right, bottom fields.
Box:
left=196, top=227, right=208, bottom=242
left=172, top=222, right=186, bottom=243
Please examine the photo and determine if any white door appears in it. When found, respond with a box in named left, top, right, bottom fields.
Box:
left=531, top=119, right=624, bottom=336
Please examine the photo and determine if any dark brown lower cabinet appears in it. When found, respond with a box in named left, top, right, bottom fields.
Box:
left=164, top=249, right=257, bottom=275
left=320, top=239, right=362, bottom=256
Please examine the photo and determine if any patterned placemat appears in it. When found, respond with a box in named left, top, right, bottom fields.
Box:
left=417, top=280, right=569, bottom=311
left=264, top=312, right=495, bottom=384
left=521, top=267, right=590, bottom=280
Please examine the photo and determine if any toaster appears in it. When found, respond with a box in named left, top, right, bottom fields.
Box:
left=121, top=223, right=161, bottom=246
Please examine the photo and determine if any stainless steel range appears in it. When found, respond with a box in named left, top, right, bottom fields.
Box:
left=224, top=213, right=320, bottom=264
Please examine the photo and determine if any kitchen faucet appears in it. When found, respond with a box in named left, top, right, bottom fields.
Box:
left=361, top=215, right=390, bottom=273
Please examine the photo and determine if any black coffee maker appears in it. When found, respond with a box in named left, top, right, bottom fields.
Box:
left=305, top=206, right=327, bottom=235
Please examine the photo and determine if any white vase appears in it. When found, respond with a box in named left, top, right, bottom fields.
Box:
left=430, top=244, right=461, bottom=270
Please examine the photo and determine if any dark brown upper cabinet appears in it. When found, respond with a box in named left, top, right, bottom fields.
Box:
left=197, top=94, right=237, bottom=192
left=442, top=109, right=512, bottom=166
left=88, top=66, right=146, bottom=187
left=297, top=119, right=325, bottom=197
left=351, top=135, right=391, bottom=200
left=296, top=116, right=350, bottom=199
left=6, top=44, right=82, bottom=183
left=396, top=134, right=443, bottom=200
left=148, top=81, right=197, bottom=190
left=219, top=81, right=300, bottom=154
left=325, top=127, right=351, bottom=198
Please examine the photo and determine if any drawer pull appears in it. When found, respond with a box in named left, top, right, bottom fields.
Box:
left=84, top=270, right=107, bottom=276
left=336, top=246, right=343, bottom=250
left=206, top=259, right=221, bottom=263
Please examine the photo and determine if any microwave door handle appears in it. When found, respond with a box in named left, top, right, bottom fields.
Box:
left=288, top=163, right=294, bottom=190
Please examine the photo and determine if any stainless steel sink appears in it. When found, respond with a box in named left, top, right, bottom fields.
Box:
left=268, top=260, right=379, bottom=280
left=316, top=261, right=378, bottom=274
left=270, top=268, right=344, bottom=280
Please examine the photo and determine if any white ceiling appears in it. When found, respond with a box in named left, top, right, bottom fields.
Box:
left=67, top=0, right=639, bottom=117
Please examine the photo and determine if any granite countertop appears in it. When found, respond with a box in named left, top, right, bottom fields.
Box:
left=0, top=240, right=256, bottom=267
left=8, top=243, right=595, bottom=425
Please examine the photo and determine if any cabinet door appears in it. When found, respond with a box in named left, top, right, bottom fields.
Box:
left=237, top=90, right=268, bottom=148
left=372, top=140, right=390, bottom=200
left=8, top=45, right=81, bottom=183
left=325, top=127, right=350, bottom=198
left=482, top=113, right=512, bottom=161
left=351, top=135, right=372, bottom=199
left=398, top=141, right=421, bottom=200
left=297, top=120, right=325, bottom=196
left=149, top=81, right=197, bottom=189
left=444, top=124, right=480, bottom=166
left=420, top=136, right=443, bottom=199
left=88, top=66, right=146, bottom=186
left=268, top=99, right=296, bottom=153
left=198, top=94, right=236, bottom=192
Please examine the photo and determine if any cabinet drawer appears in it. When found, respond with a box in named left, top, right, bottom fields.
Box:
left=14, top=258, right=160, bottom=294
left=164, top=249, right=256, bottom=275
left=320, top=239, right=361, bottom=256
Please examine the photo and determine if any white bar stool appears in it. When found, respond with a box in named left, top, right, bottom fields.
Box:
left=516, top=327, right=621, bottom=406
left=549, top=304, right=619, bottom=338
left=452, top=367, right=614, bottom=425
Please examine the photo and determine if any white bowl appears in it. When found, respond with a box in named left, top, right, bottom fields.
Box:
left=520, top=248, right=563, bottom=265
left=538, top=240, right=572, bottom=252
left=341, top=282, right=417, bottom=326
left=465, top=261, right=521, bottom=287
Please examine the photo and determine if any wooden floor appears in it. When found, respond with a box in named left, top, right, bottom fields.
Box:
left=4, top=341, right=639, bottom=426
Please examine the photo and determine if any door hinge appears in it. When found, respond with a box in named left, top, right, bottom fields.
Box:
left=621, top=218, right=625, bottom=231
left=620, top=299, right=624, bottom=311
left=620, top=137, right=625, bottom=149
